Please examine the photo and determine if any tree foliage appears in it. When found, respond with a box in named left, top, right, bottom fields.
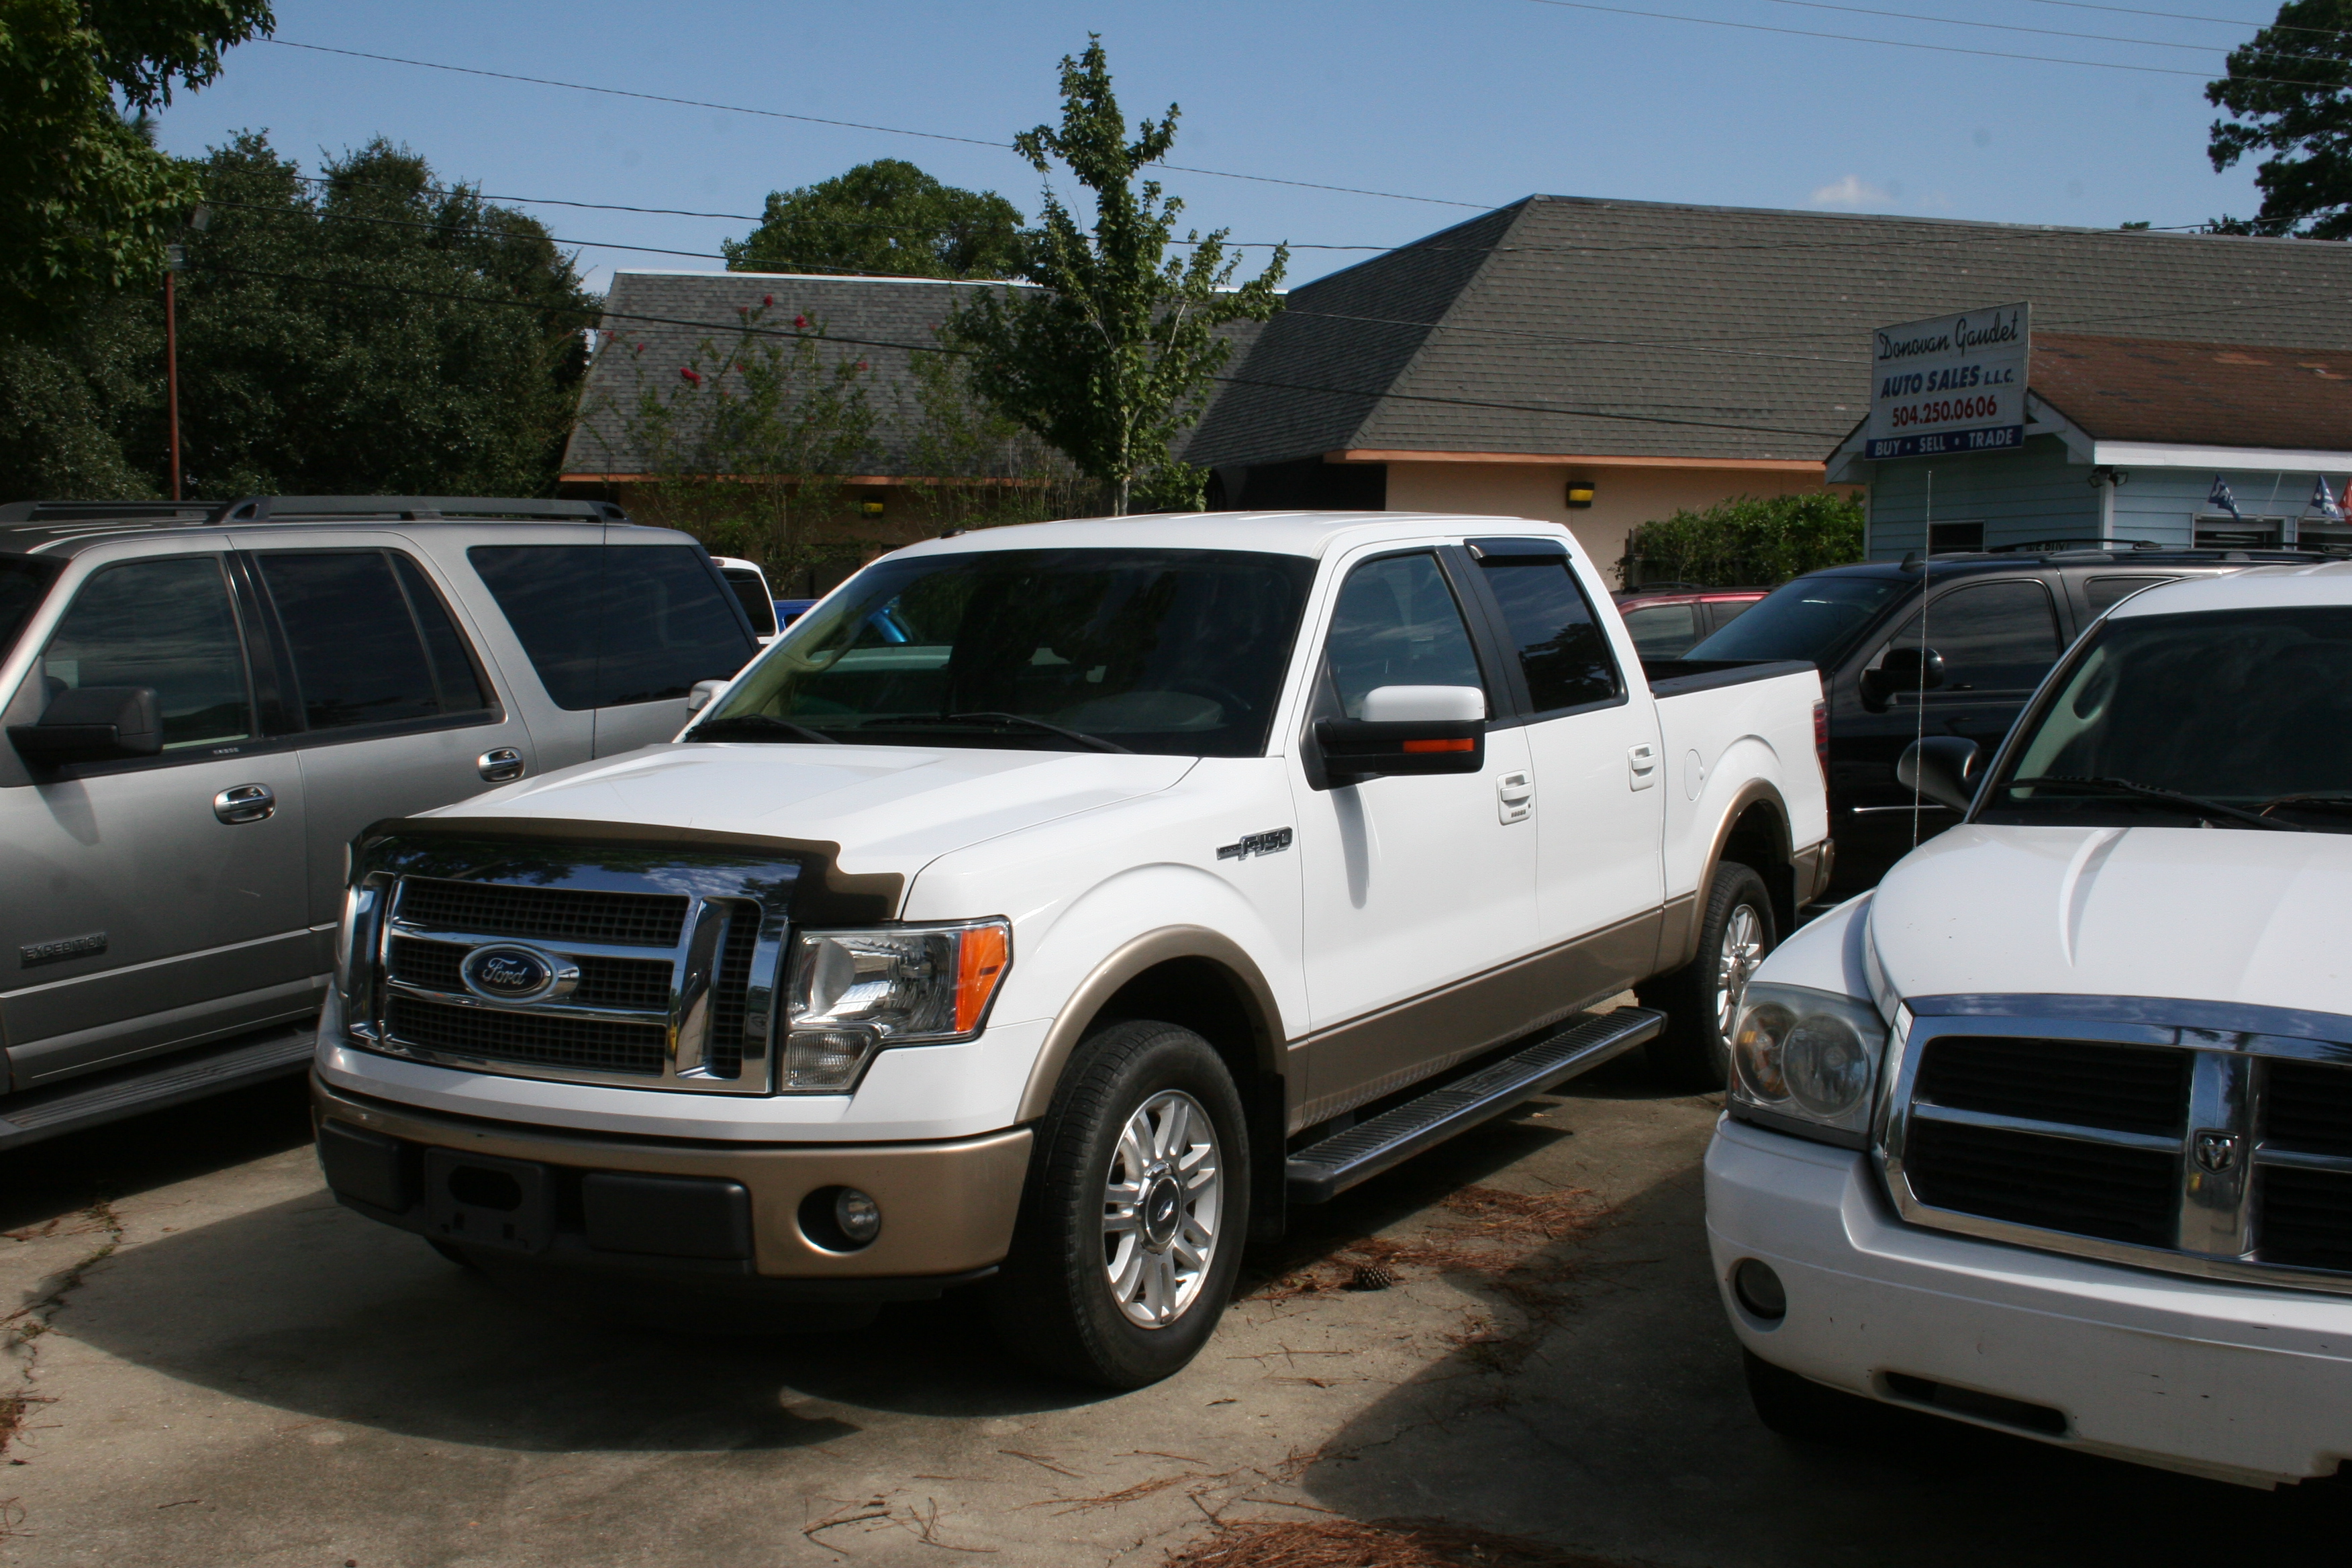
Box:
left=0, top=131, right=597, bottom=499
left=1620, top=492, right=1866, bottom=589
left=948, top=37, right=1285, bottom=514
left=0, top=0, right=273, bottom=332
left=2206, top=0, right=2352, bottom=238
left=722, top=158, right=1029, bottom=279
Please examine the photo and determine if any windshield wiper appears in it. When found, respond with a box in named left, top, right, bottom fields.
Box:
left=865, top=712, right=1132, bottom=754
left=2006, top=775, right=2302, bottom=832
left=2257, top=793, right=2352, bottom=820
left=686, top=713, right=841, bottom=744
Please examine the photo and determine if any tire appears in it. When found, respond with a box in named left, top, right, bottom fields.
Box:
left=1637, top=861, right=1775, bottom=1091
left=989, top=1020, right=1251, bottom=1389
left=1743, top=1348, right=1883, bottom=1444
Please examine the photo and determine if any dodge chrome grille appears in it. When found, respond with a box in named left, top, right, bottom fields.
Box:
left=344, top=845, right=799, bottom=1095
left=1884, top=997, right=2352, bottom=1294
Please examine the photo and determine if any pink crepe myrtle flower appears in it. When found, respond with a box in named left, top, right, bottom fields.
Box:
left=763, top=294, right=774, bottom=306
left=679, top=366, right=701, bottom=385
left=794, top=315, right=809, bottom=328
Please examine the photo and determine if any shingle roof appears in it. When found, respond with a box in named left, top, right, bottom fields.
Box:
left=2030, top=332, right=2352, bottom=450
left=1184, top=195, right=2352, bottom=470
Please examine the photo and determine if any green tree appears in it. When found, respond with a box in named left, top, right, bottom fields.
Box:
left=1620, top=492, right=1866, bottom=589
left=2206, top=0, right=2352, bottom=238
left=895, top=348, right=1099, bottom=533
left=0, top=0, right=273, bottom=332
left=723, top=159, right=1029, bottom=279
left=947, top=37, right=1286, bottom=514
left=0, top=130, right=598, bottom=499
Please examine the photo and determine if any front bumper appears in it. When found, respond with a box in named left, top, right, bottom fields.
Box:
left=1706, top=1115, right=2352, bottom=1487
left=313, top=1075, right=1030, bottom=1295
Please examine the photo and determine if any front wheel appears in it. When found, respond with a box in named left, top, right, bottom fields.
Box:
left=989, top=1020, right=1249, bottom=1388
left=1638, top=861, right=1775, bottom=1091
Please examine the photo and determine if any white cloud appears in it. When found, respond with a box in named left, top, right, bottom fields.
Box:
left=1809, top=175, right=1890, bottom=207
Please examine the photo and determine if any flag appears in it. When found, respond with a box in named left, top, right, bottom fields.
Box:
left=2312, top=475, right=2345, bottom=523
left=2208, top=475, right=2241, bottom=520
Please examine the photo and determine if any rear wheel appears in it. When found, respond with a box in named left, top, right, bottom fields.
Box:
left=989, top=1020, right=1248, bottom=1388
left=1638, top=861, right=1775, bottom=1091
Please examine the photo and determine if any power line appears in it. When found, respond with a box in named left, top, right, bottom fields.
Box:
left=260, top=39, right=1487, bottom=210
left=2026, top=0, right=2352, bottom=40
left=1758, top=0, right=2324, bottom=56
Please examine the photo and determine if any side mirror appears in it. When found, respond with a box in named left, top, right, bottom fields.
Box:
left=1314, top=685, right=1485, bottom=787
left=7, top=685, right=162, bottom=765
left=1897, top=735, right=1981, bottom=814
left=1860, top=645, right=1946, bottom=708
left=687, top=678, right=728, bottom=714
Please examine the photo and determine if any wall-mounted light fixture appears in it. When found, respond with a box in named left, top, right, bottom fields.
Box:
left=1565, top=481, right=1597, bottom=509
left=859, top=498, right=886, bottom=517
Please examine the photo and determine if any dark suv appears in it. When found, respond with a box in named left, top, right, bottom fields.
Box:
left=1685, top=542, right=2332, bottom=893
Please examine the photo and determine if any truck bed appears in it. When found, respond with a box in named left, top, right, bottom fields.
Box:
left=1640, top=658, right=1818, bottom=699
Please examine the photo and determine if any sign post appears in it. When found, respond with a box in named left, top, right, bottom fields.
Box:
left=1865, top=303, right=2030, bottom=461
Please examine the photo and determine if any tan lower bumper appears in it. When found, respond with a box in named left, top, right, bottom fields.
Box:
left=312, top=1077, right=1032, bottom=1279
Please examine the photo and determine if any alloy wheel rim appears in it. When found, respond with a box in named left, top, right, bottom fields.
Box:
left=1715, top=903, right=1764, bottom=1037
left=1101, top=1089, right=1222, bottom=1328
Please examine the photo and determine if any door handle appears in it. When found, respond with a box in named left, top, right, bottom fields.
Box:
left=477, top=747, right=526, bottom=783
left=1497, top=769, right=1534, bottom=824
left=213, top=783, right=275, bottom=824
left=1628, top=744, right=1660, bottom=791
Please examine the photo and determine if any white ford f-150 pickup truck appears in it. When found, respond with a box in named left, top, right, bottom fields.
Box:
left=1709, top=562, right=2352, bottom=1486
left=311, top=511, right=1828, bottom=1385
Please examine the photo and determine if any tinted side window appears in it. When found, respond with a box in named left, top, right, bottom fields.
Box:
left=1324, top=554, right=1486, bottom=718
left=1620, top=601, right=1700, bottom=661
left=1477, top=554, right=1622, bottom=712
left=1881, top=579, right=2061, bottom=691
left=391, top=554, right=491, bottom=712
left=256, top=552, right=440, bottom=730
left=470, top=545, right=757, bottom=711
left=2085, top=575, right=2176, bottom=615
left=41, top=556, right=253, bottom=748
left=720, top=567, right=779, bottom=637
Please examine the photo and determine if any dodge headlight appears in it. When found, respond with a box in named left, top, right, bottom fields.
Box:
left=780, top=920, right=1011, bottom=1092
left=1728, top=981, right=1890, bottom=1140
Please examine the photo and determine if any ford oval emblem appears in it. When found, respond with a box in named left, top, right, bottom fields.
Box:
left=461, top=944, right=563, bottom=1001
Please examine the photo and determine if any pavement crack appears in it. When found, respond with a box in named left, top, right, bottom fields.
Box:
left=0, top=1199, right=125, bottom=1457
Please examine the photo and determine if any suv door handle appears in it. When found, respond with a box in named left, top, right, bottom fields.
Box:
left=1628, top=744, right=1660, bottom=791
left=477, top=748, right=526, bottom=783
left=213, top=783, right=275, bottom=824
left=1497, top=769, right=1534, bottom=824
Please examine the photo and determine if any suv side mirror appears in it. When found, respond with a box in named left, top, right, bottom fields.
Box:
left=1860, top=645, right=1946, bottom=708
left=1314, top=685, right=1485, bottom=787
left=8, top=685, right=163, bottom=765
left=1898, top=735, right=1981, bottom=813
left=687, top=678, right=728, bottom=714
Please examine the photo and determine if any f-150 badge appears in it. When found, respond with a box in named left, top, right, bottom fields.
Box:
left=1216, top=828, right=1293, bottom=861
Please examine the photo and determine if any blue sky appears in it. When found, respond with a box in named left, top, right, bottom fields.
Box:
left=149, top=0, right=2286, bottom=293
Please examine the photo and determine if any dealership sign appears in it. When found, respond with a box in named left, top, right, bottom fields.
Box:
left=1866, top=303, right=2030, bottom=460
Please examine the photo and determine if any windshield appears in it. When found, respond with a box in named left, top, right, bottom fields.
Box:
left=1983, top=606, right=2352, bottom=833
left=0, top=554, right=61, bottom=665
left=1685, top=574, right=1908, bottom=665
left=695, top=546, right=1317, bottom=757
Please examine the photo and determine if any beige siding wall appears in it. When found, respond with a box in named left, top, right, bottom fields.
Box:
left=1378, top=460, right=1847, bottom=586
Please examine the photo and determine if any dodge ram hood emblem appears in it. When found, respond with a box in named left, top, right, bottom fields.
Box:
left=2194, top=1130, right=2241, bottom=1175
left=460, top=944, right=577, bottom=1003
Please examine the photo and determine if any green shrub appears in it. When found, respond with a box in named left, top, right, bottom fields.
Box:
left=1620, top=491, right=1865, bottom=588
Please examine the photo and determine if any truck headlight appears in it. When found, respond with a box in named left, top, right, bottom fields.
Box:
left=780, top=920, right=1012, bottom=1091
left=1728, top=981, right=1889, bottom=1140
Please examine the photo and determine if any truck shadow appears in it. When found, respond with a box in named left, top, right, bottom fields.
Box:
left=1286, top=1140, right=2352, bottom=1567
left=0, top=1075, right=317, bottom=1233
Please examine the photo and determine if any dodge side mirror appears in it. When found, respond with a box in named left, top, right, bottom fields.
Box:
left=1897, top=735, right=1981, bottom=813
left=687, top=678, right=728, bottom=714
left=1314, top=685, right=1486, bottom=787
left=8, top=685, right=163, bottom=765
left=1861, top=645, right=1945, bottom=708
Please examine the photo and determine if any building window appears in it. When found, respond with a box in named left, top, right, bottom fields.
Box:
left=2193, top=514, right=2284, bottom=549
left=1927, top=521, right=1984, bottom=554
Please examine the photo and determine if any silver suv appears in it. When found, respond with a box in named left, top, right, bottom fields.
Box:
left=0, top=495, right=760, bottom=1145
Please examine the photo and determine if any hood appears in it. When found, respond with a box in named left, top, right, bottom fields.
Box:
left=427, top=742, right=1196, bottom=879
left=1868, top=824, right=2352, bottom=1018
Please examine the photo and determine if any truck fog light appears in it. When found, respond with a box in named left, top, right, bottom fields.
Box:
left=783, top=1028, right=877, bottom=1091
left=834, top=1188, right=881, bottom=1244
left=1784, top=1013, right=1870, bottom=1117
left=799, top=1185, right=882, bottom=1251
left=1732, top=1257, right=1787, bottom=1320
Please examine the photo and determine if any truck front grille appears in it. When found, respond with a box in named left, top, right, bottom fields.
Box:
left=1886, top=1000, right=2352, bottom=1295
left=383, top=993, right=669, bottom=1076
left=394, top=876, right=688, bottom=948
left=386, top=936, right=675, bottom=1011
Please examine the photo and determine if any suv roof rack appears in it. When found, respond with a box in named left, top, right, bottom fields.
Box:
left=0, top=495, right=628, bottom=527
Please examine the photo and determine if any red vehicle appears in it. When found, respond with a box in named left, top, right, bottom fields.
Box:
left=1612, top=584, right=1767, bottom=660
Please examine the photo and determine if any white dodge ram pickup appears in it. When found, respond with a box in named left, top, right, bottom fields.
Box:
left=311, top=511, right=1828, bottom=1385
left=1710, top=562, right=2352, bottom=1486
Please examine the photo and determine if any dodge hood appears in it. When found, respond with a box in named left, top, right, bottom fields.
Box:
left=1868, top=824, right=2352, bottom=1018
left=423, top=742, right=1196, bottom=879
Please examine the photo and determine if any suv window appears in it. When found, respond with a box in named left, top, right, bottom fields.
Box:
left=256, top=551, right=488, bottom=731
left=40, top=556, right=252, bottom=748
left=471, top=545, right=756, bottom=711
left=0, top=554, right=60, bottom=664
left=2085, top=575, right=2177, bottom=615
left=1475, top=552, right=1622, bottom=711
left=1878, top=577, right=2062, bottom=693
left=1620, top=600, right=1700, bottom=660
left=1326, top=553, right=1487, bottom=718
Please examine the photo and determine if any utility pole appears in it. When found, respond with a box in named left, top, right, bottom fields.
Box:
left=164, top=245, right=183, bottom=501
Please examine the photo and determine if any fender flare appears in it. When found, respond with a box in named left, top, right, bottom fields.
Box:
left=1665, top=779, right=1796, bottom=972
left=1014, top=924, right=1287, bottom=1124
